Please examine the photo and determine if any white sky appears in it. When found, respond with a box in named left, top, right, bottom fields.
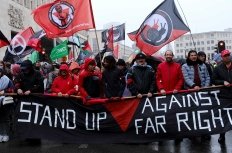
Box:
left=91, top=0, right=232, bottom=47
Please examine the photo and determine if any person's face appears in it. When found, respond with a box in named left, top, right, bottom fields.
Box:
left=103, top=60, right=110, bottom=68
left=117, top=65, right=125, bottom=70
left=60, top=70, right=67, bottom=77
left=222, top=54, right=231, bottom=64
left=88, top=64, right=95, bottom=72
left=165, top=51, right=174, bottom=62
left=189, top=52, right=197, bottom=61
left=136, top=58, right=146, bottom=66
left=72, top=68, right=80, bottom=75
left=0, top=63, right=4, bottom=69
left=198, top=55, right=206, bottom=62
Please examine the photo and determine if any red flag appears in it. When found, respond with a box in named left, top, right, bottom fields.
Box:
left=27, top=30, right=46, bottom=52
left=7, top=27, right=34, bottom=56
left=107, top=27, right=114, bottom=51
left=128, top=0, right=190, bottom=55
left=113, top=43, right=119, bottom=59
left=32, top=0, right=95, bottom=38
left=82, top=40, right=92, bottom=51
left=0, top=31, right=10, bottom=48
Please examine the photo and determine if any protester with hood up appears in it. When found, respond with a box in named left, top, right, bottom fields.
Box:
left=16, top=60, right=44, bottom=95
left=0, top=67, right=14, bottom=143
left=69, top=62, right=81, bottom=80
left=78, top=58, right=102, bottom=100
left=126, top=53, right=155, bottom=98
left=102, top=55, right=124, bottom=98
left=51, top=64, right=77, bottom=96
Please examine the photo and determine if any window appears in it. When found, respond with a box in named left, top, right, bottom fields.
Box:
left=211, top=40, right=214, bottom=44
left=186, top=43, right=188, bottom=46
left=176, top=44, right=179, bottom=47
left=207, top=47, right=210, bottom=50
left=207, top=41, right=210, bottom=44
left=197, top=42, right=200, bottom=45
left=201, top=41, right=204, bottom=45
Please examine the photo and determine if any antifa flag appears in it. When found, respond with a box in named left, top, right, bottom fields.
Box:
left=14, top=86, right=232, bottom=143
left=128, top=0, right=190, bottom=55
left=102, top=23, right=125, bottom=43
left=107, top=27, right=114, bottom=51
left=32, top=0, right=95, bottom=38
left=27, top=30, right=46, bottom=52
left=3, top=27, right=34, bottom=63
left=0, top=30, right=10, bottom=48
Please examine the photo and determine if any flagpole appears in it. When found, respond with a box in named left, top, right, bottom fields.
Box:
left=94, top=28, right=103, bottom=69
left=123, top=40, right=126, bottom=59
left=176, top=0, right=196, bottom=50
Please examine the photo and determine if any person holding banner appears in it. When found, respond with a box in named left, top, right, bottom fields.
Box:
left=181, top=50, right=210, bottom=90
left=102, top=55, right=124, bottom=99
left=51, top=64, right=77, bottom=96
left=126, top=53, right=155, bottom=98
left=156, top=50, right=184, bottom=95
left=16, top=60, right=44, bottom=95
left=212, top=49, right=232, bottom=144
left=78, top=58, right=102, bottom=102
left=0, top=66, right=14, bottom=143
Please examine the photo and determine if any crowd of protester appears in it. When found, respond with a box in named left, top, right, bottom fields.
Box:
left=0, top=49, right=231, bottom=144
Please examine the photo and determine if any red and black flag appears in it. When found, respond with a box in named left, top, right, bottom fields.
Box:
left=128, top=0, right=190, bottom=55
left=0, top=30, right=10, bottom=48
left=3, top=27, right=34, bottom=63
left=27, top=30, right=46, bottom=52
left=102, top=23, right=125, bottom=43
left=32, top=0, right=95, bottom=38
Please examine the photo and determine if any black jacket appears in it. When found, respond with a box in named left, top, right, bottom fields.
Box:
left=15, top=70, right=44, bottom=93
left=103, top=67, right=124, bottom=98
left=127, top=64, right=155, bottom=95
left=212, top=62, right=232, bottom=98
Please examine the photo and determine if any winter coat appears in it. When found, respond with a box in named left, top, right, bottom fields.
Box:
left=102, top=67, right=124, bottom=98
left=126, top=63, right=155, bottom=95
left=156, top=62, right=184, bottom=91
left=212, top=62, right=232, bottom=98
left=78, top=58, right=102, bottom=98
left=181, top=60, right=210, bottom=89
left=51, top=64, right=76, bottom=95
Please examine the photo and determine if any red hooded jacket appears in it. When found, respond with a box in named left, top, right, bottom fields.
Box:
left=51, top=64, right=77, bottom=95
left=78, top=58, right=102, bottom=98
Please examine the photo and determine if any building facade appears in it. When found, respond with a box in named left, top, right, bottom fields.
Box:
left=174, top=29, right=232, bottom=60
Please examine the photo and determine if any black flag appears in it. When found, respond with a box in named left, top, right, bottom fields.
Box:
left=102, top=23, right=125, bottom=43
left=128, top=0, right=190, bottom=55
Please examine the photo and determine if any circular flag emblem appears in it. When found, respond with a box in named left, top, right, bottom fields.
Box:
left=8, top=35, right=26, bottom=55
left=141, top=10, right=173, bottom=46
left=49, top=2, right=75, bottom=29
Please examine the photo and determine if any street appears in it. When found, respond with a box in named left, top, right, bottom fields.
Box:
left=0, top=131, right=231, bottom=153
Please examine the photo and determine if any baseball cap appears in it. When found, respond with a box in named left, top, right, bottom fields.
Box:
left=135, top=53, right=146, bottom=60
left=221, top=50, right=231, bottom=57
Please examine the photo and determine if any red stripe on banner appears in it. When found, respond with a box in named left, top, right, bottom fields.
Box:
left=104, top=98, right=140, bottom=132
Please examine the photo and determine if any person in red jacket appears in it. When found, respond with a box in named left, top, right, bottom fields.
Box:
left=51, top=64, right=77, bottom=96
left=78, top=58, right=102, bottom=100
left=156, top=50, right=184, bottom=94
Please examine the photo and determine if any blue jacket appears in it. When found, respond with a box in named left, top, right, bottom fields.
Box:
left=181, top=62, right=210, bottom=89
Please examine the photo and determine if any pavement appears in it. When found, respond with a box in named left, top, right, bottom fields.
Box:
left=0, top=131, right=232, bottom=153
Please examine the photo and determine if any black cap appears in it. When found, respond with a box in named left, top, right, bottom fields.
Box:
left=20, top=60, right=33, bottom=69
left=135, top=53, right=146, bottom=60
left=116, top=59, right=126, bottom=66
